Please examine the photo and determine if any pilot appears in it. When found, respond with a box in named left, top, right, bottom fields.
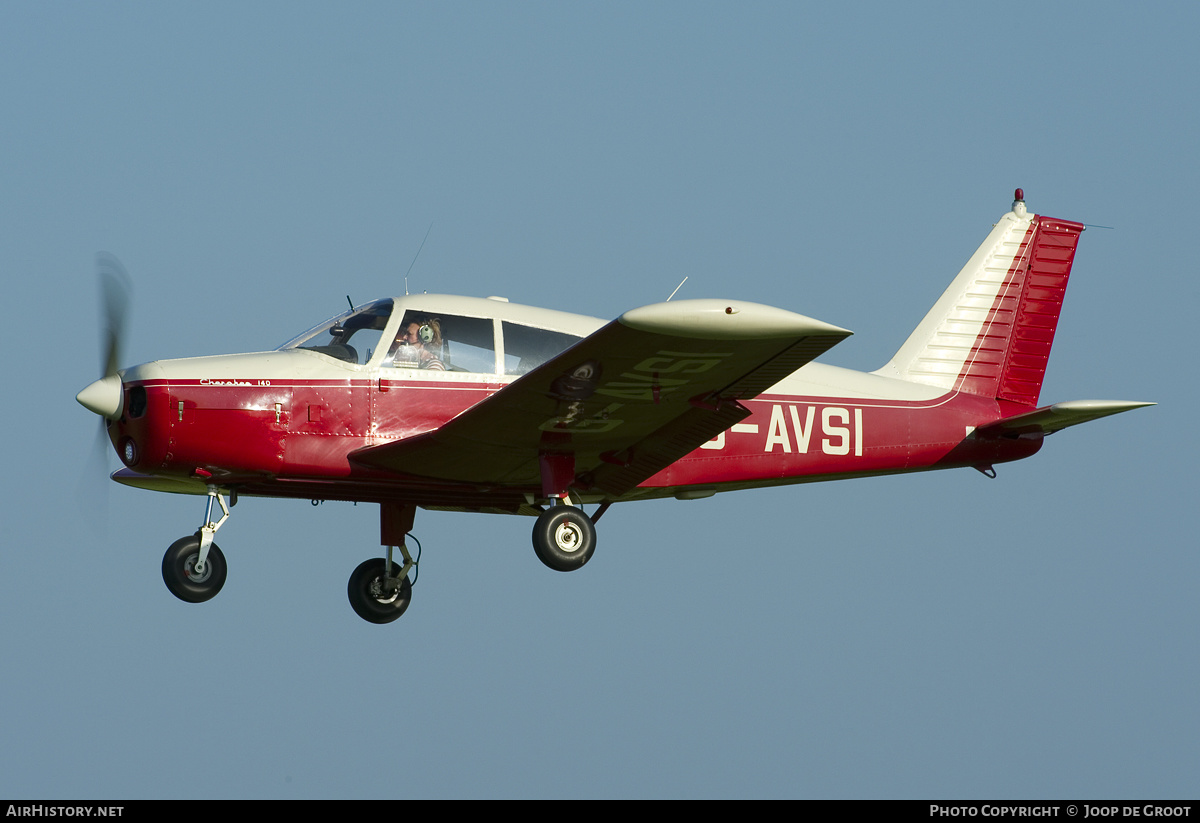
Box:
left=391, top=317, right=445, bottom=370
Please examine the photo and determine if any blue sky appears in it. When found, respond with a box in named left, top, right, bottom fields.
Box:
left=2, top=2, right=1194, bottom=798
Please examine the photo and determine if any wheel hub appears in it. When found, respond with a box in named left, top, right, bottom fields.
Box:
left=369, top=574, right=402, bottom=604
left=183, top=553, right=212, bottom=583
left=554, top=521, right=583, bottom=553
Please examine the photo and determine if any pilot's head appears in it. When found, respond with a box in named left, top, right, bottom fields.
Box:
left=400, top=318, right=441, bottom=348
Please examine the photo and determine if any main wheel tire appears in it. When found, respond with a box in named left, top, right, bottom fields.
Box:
left=532, top=506, right=596, bottom=572
left=347, top=558, right=413, bottom=624
left=162, top=535, right=228, bottom=603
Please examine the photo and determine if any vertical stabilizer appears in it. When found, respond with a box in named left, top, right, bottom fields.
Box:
left=874, top=191, right=1083, bottom=407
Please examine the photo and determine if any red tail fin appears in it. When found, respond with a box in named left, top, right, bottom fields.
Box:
left=876, top=195, right=1083, bottom=408
left=968, top=215, right=1083, bottom=406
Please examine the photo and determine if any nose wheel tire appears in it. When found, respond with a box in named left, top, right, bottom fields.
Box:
left=162, top=535, right=228, bottom=603
left=347, top=558, right=413, bottom=624
left=532, top=506, right=596, bottom=572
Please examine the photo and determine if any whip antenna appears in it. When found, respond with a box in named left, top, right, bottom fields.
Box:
left=666, top=276, right=688, bottom=301
left=405, top=221, right=434, bottom=296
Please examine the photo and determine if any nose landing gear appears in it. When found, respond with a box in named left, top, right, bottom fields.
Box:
left=162, top=485, right=231, bottom=603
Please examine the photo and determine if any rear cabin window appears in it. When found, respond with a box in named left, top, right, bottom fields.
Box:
left=502, top=322, right=583, bottom=376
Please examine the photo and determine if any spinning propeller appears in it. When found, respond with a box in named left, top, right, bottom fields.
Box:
left=78, top=252, right=134, bottom=507
left=77, top=253, right=132, bottom=421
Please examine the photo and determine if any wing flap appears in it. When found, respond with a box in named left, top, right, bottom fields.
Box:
left=350, top=299, right=851, bottom=494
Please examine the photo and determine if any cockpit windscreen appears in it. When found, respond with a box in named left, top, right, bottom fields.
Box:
left=277, top=299, right=394, bottom=365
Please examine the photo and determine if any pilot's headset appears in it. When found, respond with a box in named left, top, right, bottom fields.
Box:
left=418, top=318, right=442, bottom=349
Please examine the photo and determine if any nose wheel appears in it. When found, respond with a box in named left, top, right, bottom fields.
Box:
left=162, top=485, right=231, bottom=603
left=162, top=534, right=228, bottom=602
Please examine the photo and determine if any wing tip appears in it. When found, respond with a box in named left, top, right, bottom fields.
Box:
left=620, top=299, right=851, bottom=340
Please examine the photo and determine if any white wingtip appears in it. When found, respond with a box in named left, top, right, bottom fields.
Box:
left=620, top=299, right=851, bottom=341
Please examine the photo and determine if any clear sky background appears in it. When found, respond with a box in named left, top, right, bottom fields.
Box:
left=2, top=2, right=1194, bottom=799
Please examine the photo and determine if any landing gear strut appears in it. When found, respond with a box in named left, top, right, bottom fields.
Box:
left=162, top=485, right=230, bottom=603
left=531, top=452, right=598, bottom=572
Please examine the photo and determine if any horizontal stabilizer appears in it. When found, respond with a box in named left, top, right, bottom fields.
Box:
left=975, top=399, right=1155, bottom=438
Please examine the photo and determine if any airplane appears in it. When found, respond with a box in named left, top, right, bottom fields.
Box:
left=77, top=190, right=1153, bottom=624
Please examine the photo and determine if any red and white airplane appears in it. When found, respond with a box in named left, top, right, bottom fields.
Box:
left=78, top=190, right=1152, bottom=623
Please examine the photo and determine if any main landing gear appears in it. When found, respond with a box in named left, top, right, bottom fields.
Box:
left=529, top=452, right=603, bottom=573
left=347, top=542, right=415, bottom=624
left=346, top=501, right=419, bottom=624
left=532, top=502, right=596, bottom=572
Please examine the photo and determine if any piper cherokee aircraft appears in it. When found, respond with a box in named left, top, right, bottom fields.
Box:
left=78, top=190, right=1152, bottom=623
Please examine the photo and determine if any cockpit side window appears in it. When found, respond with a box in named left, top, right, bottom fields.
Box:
left=384, top=311, right=497, bottom=374
left=277, top=299, right=394, bottom=365
left=502, top=322, right=584, bottom=375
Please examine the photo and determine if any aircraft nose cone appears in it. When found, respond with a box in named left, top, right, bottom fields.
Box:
left=77, top=374, right=124, bottom=419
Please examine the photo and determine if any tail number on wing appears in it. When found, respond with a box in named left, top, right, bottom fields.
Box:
left=595, top=350, right=732, bottom=401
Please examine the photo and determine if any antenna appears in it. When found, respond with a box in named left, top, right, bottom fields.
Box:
left=405, top=221, right=434, bottom=296
left=666, top=276, right=688, bottom=301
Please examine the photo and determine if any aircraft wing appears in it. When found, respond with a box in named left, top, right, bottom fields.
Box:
left=976, top=399, right=1155, bottom=437
left=350, top=299, right=851, bottom=497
